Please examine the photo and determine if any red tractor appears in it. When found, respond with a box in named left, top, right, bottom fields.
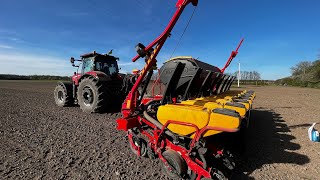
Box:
left=54, top=51, right=134, bottom=113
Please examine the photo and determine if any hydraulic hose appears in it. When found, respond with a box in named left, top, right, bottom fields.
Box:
left=198, top=148, right=208, bottom=169
left=143, top=111, right=175, bottom=137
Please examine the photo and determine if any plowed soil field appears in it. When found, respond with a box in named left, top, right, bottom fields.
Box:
left=1, top=81, right=320, bottom=179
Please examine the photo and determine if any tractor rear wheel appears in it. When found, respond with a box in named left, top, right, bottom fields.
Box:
left=77, top=77, right=110, bottom=113
left=54, top=83, right=73, bottom=107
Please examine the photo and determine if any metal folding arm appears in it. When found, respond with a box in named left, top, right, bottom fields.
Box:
left=126, top=0, right=198, bottom=113
left=221, top=38, right=244, bottom=73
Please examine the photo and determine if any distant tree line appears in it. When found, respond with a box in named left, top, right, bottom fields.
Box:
left=226, top=71, right=269, bottom=85
left=275, top=59, right=320, bottom=88
left=228, top=71, right=261, bottom=81
left=0, top=74, right=70, bottom=81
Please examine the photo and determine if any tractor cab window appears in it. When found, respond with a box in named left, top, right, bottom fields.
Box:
left=109, top=63, right=117, bottom=74
left=82, top=58, right=94, bottom=73
left=95, top=62, right=101, bottom=71
left=95, top=60, right=118, bottom=75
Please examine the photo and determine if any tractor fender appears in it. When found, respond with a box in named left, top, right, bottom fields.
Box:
left=78, top=74, right=96, bottom=84
left=79, top=72, right=111, bottom=83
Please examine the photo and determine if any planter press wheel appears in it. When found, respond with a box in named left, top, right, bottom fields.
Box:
left=128, top=132, right=147, bottom=157
left=161, top=150, right=187, bottom=179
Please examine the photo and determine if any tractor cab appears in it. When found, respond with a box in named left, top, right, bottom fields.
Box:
left=79, top=51, right=119, bottom=76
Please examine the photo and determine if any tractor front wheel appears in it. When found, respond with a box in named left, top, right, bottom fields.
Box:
left=77, top=77, right=110, bottom=113
left=54, top=83, right=73, bottom=107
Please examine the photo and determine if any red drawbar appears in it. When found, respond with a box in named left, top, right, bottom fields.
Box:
left=116, top=117, right=139, bottom=131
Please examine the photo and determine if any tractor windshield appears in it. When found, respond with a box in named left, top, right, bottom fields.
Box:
left=95, top=60, right=118, bottom=75
left=82, top=58, right=94, bottom=73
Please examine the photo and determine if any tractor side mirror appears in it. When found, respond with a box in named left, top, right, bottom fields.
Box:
left=70, top=57, right=76, bottom=66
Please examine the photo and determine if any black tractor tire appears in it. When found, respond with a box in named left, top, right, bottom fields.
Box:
left=77, top=77, right=111, bottom=113
left=162, top=150, right=187, bottom=179
left=54, top=83, right=73, bottom=107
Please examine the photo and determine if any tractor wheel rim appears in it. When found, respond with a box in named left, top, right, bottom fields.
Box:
left=83, top=86, right=94, bottom=106
left=58, top=91, right=64, bottom=102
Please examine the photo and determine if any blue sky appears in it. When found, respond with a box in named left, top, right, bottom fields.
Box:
left=0, top=0, right=319, bottom=80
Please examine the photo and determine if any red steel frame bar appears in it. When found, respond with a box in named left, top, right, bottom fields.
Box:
left=160, top=120, right=200, bottom=137
left=132, top=0, right=198, bottom=62
left=126, top=0, right=198, bottom=113
left=220, top=38, right=244, bottom=73
left=159, top=120, right=239, bottom=151
left=194, top=126, right=238, bottom=141
left=127, top=132, right=142, bottom=156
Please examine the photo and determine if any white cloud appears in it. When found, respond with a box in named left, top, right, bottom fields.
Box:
left=0, top=50, right=145, bottom=76
left=118, top=61, right=143, bottom=74
left=10, top=38, right=19, bottom=41
left=0, top=44, right=14, bottom=49
left=0, top=52, right=74, bottom=76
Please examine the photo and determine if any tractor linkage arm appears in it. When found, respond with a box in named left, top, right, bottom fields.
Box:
left=125, top=0, right=198, bottom=114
